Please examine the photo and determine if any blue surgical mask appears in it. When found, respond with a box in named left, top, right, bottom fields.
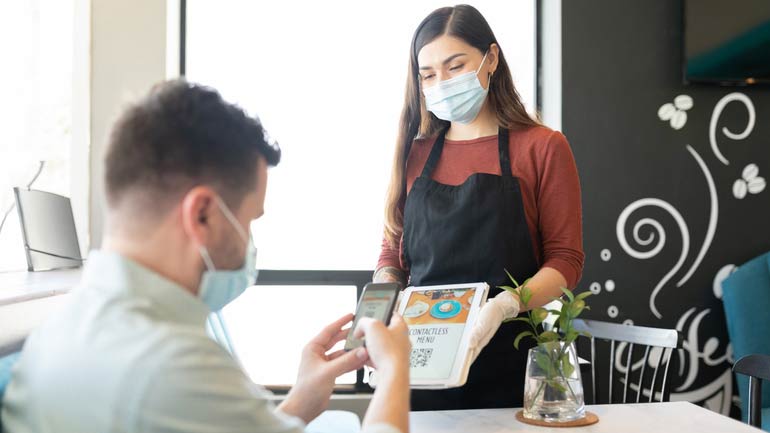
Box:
left=423, top=52, right=490, bottom=124
left=198, top=197, right=258, bottom=312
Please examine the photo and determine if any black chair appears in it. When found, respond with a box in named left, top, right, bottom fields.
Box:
left=733, top=354, right=770, bottom=428
left=572, top=319, right=681, bottom=404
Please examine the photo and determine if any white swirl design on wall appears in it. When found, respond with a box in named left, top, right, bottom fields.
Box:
left=616, top=199, right=690, bottom=319
left=709, top=92, right=755, bottom=166
left=676, top=146, right=718, bottom=287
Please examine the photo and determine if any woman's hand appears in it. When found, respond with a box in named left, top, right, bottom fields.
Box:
left=468, top=291, right=520, bottom=363
left=278, top=314, right=369, bottom=423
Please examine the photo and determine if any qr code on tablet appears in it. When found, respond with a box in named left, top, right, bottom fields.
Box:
left=410, top=348, right=433, bottom=368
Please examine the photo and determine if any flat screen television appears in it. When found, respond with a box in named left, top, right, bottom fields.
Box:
left=684, top=0, right=770, bottom=85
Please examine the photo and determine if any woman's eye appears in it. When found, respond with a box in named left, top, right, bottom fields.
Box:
left=422, top=74, right=435, bottom=81
left=449, top=65, right=464, bottom=71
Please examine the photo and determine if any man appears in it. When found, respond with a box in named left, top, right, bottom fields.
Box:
left=1, top=80, right=411, bottom=433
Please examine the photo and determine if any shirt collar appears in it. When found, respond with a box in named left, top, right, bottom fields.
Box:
left=81, top=250, right=211, bottom=327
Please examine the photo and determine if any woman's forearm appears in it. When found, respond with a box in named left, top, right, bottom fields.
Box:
left=513, top=266, right=568, bottom=311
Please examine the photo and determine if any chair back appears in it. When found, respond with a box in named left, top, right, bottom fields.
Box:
left=722, top=252, right=770, bottom=420
left=733, top=354, right=770, bottom=428
left=572, top=319, right=680, bottom=404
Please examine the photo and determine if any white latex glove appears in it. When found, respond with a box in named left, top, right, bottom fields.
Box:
left=468, top=290, right=520, bottom=364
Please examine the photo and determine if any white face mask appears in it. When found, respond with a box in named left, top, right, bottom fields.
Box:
left=197, top=197, right=257, bottom=312
left=423, top=51, right=490, bottom=124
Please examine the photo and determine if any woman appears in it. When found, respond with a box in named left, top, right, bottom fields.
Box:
left=374, top=5, right=584, bottom=411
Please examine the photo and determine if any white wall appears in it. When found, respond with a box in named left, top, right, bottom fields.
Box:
left=88, top=0, right=178, bottom=248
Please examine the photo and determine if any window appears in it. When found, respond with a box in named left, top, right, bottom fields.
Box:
left=0, top=0, right=78, bottom=272
left=223, top=284, right=358, bottom=385
left=186, top=0, right=537, bottom=385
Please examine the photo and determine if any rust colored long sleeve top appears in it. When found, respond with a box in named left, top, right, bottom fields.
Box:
left=378, top=126, right=585, bottom=289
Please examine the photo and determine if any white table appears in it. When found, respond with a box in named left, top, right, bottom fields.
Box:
left=410, top=401, right=761, bottom=433
left=0, top=269, right=80, bottom=306
left=0, top=269, right=81, bottom=355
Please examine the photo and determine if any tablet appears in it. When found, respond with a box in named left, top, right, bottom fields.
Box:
left=398, top=282, right=489, bottom=389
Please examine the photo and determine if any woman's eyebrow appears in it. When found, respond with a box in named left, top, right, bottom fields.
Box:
left=419, top=53, right=468, bottom=70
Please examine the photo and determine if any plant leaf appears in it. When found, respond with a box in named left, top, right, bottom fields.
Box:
left=560, top=287, right=575, bottom=302
left=520, top=286, right=533, bottom=306
left=551, top=296, right=568, bottom=305
left=576, top=291, right=592, bottom=301
left=563, top=330, right=579, bottom=345
left=531, top=308, right=548, bottom=326
left=547, top=379, right=567, bottom=393
left=569, top=299, right=586, bottom=318
left=535, top=351, right=553, bottom=376
left=539, top=331, right=559, bottom=342
left=561, top=353, right=575, bottom=378
left=504, top=316, right=533, bottom=324
left=514, top=331, right=534, bottom=350
left=504, top=269, right=519, bottom=287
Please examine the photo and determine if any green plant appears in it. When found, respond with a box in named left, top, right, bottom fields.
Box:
left=500, top=270, right=592, bottom=407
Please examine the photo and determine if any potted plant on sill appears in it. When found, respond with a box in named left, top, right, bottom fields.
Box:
left=501, top=271, right=592, bottom=424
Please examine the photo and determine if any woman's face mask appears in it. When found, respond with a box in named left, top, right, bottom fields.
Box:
left=422, top=51, right=490, bottom=125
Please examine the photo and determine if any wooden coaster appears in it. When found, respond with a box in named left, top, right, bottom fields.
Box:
left=515, top=410, right=599, bottom=428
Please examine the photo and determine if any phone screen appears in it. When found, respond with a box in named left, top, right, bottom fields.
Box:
left=344, top=283, right=400, bottom=351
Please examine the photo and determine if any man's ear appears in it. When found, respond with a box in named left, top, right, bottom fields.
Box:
left=181, top=186, right=219, bottom=247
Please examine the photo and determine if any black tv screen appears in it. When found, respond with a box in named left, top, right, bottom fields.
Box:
left=685, top=0, right=770, bottom=84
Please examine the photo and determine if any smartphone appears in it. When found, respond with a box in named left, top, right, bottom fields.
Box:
left=344, top=282, right=402, bottom=351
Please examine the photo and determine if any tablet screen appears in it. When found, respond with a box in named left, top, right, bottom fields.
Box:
left=402, top=287, right=475, bottom=381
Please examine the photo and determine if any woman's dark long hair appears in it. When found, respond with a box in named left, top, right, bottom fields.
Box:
left=383, top=4, right=541, bottom=246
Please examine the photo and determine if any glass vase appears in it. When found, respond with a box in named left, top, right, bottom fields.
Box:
left=523, top=341, right=585, bottom=422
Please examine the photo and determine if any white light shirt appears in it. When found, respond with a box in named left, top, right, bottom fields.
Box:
left=1, top=251, right=401, bottom=433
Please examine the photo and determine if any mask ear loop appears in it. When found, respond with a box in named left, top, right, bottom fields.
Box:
left=199, top=246, right=216, bottom=271
left=215, top=196, right=250, bottom=243
left=476, top=51, right=490, bottom=75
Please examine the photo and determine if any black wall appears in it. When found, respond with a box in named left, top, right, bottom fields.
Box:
left=562, top=0, right=770, bottom=417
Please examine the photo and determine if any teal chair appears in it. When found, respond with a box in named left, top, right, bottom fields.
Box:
left=0, top=351, right=21, bottom=429
left=722, top=251, right=770, bottom=431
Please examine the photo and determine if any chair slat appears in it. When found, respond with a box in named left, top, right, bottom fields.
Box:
left=590, top=337, right=597, bottom=405
left=623, top=343, right=633, bottom=403
left=636, top=345, right=650, bottom=403
left=660, top=348, right=673, bottom=402
left=609, top=340, right=615, bottom=403
left=649, top=348, right=661, bottom=403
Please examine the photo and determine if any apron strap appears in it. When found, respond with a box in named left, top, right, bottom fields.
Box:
left=420, top=127, right=448, bottom=179
left=421, top=127, right=512, bottom=179
left=498, top=127, right=512, bottom=178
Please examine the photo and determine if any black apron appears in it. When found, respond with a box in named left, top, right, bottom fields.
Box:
left=403, top=127, right=540, bottom=411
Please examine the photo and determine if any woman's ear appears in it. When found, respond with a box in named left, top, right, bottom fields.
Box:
left=487, top=43, right=500, bottom=75
left=181, top=186, right=218, bottom=248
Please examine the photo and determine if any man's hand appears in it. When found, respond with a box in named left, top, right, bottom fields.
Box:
left=278, top=314, right=369, bottom=423
left=355, top=314, right=411, bottom=432
left=354, top=314, right=411, bottom=374
left=468, top=290, right=520, bottom=363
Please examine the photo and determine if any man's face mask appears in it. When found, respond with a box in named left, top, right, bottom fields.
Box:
left=197, top=197, right=257, bottom=312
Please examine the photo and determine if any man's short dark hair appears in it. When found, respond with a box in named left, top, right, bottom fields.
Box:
left=105, top=79, right=280, bottom=212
